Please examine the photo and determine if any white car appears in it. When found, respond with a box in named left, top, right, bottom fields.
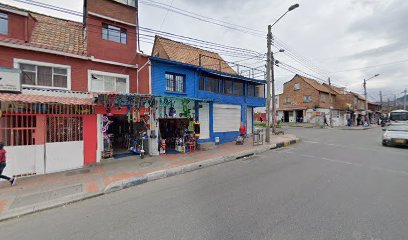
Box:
left=382, top=124, right=408, bottom=147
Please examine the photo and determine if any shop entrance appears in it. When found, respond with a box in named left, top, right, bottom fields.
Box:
left=158, top=118, right=196, bottom=154
left=105, top=115, right=149, bottom=157
left=284, top=111, right=290, bottom=123
left=296, top=110, right=304, bottom=123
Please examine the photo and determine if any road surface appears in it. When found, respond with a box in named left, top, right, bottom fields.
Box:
left=0, top=127, right=407, bottom=240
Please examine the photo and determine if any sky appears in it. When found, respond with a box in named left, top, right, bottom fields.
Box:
left=1, top=0, right=407, bottom=101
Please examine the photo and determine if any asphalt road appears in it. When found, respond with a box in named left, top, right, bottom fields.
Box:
left=1, top=127, right=407, bottom=240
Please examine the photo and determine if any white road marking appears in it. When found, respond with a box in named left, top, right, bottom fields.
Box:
left=286, top=152, right=408, bottom=177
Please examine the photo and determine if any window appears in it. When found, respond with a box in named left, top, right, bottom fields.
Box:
left=303, top=95, right=312, bottom=103
left=247, top=83, right=255, bottom=97
left=102, top=24, right=127, bottom=44
left=47, top=117, right=83, bottom=143
left=205, top=77, right=221, bottom=93
left=320, top=94, right=326, bottom=102
left=294, top=83, right=300, bottom=91
left=256, top=85, right=265, bottom=98
left=90, top=73, right=128, bottom=93
left=224, top=79, right=233, bottom=94
left=19, top=63, right=68, bottom=88
left=199, top=77, right=205, bottom=91
left=234, top=81, right=244, bottom=96
left=283, top=97, right=291, bottom=104
left=165, top=73, right=185, bottom=93
left=0, top=115, right=36, bottom=146
left=0, top=13, right=7, bottom=35
left=114, top=0, right=136, bottom=7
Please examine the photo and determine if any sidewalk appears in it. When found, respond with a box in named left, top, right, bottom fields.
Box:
left=0, top=134, right=300, bottom=221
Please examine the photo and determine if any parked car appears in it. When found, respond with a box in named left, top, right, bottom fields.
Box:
left=382, top=124, right=408, bottom=147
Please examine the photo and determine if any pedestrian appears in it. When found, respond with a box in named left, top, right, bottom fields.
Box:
left=0, top=142, right=16, bottom=186
left=239, top=122, right=247, bottom=137
left=260, top=116, right=263, bottom=122
left=324, top=115, right=329, bottom=127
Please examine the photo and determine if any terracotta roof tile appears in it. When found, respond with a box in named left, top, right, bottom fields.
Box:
left=298, top=75, right=336, bottom=94
left=0, top=3, right=87, bottom=56
left=153, top=36, right=237, bottom=75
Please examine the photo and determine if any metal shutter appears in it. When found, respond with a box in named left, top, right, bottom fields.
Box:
left=213, top=104, right=241, bottom=132
left=199, top=103, right=210, bottom=139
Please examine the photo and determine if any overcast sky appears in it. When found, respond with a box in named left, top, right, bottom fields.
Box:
left=1, top=0, right=407, bottom=101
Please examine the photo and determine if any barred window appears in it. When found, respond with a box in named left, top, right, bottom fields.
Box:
left=47, top=117, right=83, bottom=143
left=234, top=81, right=244, bottom=96
left=199, top=77, right=205, bottom=91
left=0, top=115, right=36, bottom=146
left=224, top=79, right=233, bottom=94
left=165, top=73, right=185, bottom=93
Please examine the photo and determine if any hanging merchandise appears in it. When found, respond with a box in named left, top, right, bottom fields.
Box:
left=169, top=100, right=176, bottom=118
left=180, top=99, right=192, bottom=119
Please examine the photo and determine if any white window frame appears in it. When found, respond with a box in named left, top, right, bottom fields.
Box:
left=0, top=12, right=8, bottom=35
left=320, top=94, right=326, bottom=102
left=88, top=70, right=129, bottom=93
left=13, top=58, right=71, bottom=90
left=303, top=95, right=312, bottom=103
left=294, top=83, right=300, bottom=91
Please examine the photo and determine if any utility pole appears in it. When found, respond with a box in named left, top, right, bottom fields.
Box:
left=402, top=89, right=407, bottom=110
left=379, top=91, right=383, bottom=109
left=271, top=42, right=277, bottom=134
left=328, top=77, right=333, bottom=127
left=265, top=25, right=272, bottom=143
left=387, top=98, right=390, bottom=111
left=363, top=79, right=368, bottom=113
left=394, top=94, right=397, bottom=108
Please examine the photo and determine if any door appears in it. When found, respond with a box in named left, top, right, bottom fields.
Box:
left=199, top=103, right=210, bottom=139
left=247, top=107, right=253, bottom=134
left=213, top=104, right=241, bottom=132
left=45, top=116, right=84, bottom=173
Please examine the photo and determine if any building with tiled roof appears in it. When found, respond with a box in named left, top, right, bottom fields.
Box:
left=0, top=0, right=150, bottom=176
left=152, top=36, right=237, bottom=75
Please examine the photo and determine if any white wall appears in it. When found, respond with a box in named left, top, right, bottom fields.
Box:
left=3, top=145, right=44, bottom=176
left=45, top=141, right=84, bottom=173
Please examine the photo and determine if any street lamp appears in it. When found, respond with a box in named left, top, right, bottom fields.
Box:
left=363, top=73, right=380, bottom=123
left=265, top=4, right=299, bottom=143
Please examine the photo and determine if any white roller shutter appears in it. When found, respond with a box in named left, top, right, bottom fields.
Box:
left=214, top=104, right=241, bottom=132
left=247, top=107, right=253, bottom=134
left=199, top=103, right=210, bottom=139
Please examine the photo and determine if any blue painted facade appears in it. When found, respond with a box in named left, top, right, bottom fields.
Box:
left=150, top=57, right=266, bottom=144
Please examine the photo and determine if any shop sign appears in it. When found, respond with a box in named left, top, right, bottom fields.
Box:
left=0, top=68, right=21, bottom=93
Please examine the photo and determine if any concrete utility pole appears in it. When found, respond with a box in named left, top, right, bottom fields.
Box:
left=271, top=46, right=277, bottom=134
left=402, top=89, right=407, bottom=110
left=363, top=79, right=368, bottom=113
left=265, top=3, right=299, bottom=143
left=379, top=91, right=383, bottom=108
left=328, top=77, right=333, bottom=127
left=265, top=25, right=272, bottom=143
left=387, top=98, right=390, bottom=111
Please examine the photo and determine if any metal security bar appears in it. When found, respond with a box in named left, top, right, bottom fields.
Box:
left=0, top=115, right=37, bottom=146
left=0, top=102, right=94, bottom=115
left=47, top=116, right=83, bottom=143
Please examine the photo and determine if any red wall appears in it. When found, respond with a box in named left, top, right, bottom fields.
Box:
left=0, top=46, right=150, bottom=94
left=83, top=114, right=97, bottom=165
left=0, top=11, right=27, bottom=41
left=86, top=16, right=137, bottom=65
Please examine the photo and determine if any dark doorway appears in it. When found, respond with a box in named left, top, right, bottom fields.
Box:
left=296, top=110, right=304, bottom=123
left=284, top=111, right=290, bottom=123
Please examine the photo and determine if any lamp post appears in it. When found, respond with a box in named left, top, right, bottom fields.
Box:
left=265, top=3, right=299, bottom=143
left=363, top=73, right=380, bottom=123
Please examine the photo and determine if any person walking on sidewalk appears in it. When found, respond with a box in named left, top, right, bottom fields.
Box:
left=0, top=143, right=16, bottom=186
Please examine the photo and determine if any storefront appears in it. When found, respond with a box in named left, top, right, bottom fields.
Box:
left=96, top=94, right=204, bottom=158
left=0, top=92, right=96, bottom=177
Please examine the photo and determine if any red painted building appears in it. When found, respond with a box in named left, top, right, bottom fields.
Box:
left=0, top=0, right=150, bottom=176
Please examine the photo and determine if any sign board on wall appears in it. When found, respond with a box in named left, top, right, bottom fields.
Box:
left=0, top=67, right=22, bottom=93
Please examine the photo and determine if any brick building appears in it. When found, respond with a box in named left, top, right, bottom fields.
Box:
left=0, top=0, right=149, bottom=176
left=277, top=74, right=345, bottom=126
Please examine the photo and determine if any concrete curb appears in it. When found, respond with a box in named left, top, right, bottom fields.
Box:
left=103, top=138, right=301, bottom=194
left=339, top=127, right=373, bottom=131
left=0, top=137, right=300, bottom=222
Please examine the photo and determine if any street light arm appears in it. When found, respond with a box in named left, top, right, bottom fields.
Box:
left=270, top=10, right=290, bottom=28
left=366, top=74, right=380, bottom=82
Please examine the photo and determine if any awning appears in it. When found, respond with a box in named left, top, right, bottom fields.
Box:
left=0, top=93, right=94, bottom=105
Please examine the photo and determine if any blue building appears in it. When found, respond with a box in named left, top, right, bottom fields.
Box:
left=150, top=36, right=266, bottom=147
